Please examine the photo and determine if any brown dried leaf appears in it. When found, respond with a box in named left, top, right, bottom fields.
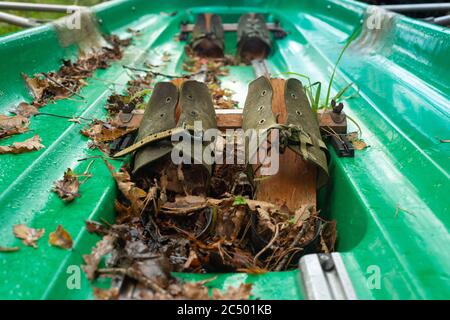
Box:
left=347, top=132, right=368, bottom=150
left=0, top=114, right=29, bottom=139
left=49, top=224, right=73, bottom=249
left=114, top=199, right=134, bottom=223
left=22, top=73, right=48, bottom=102
left=93, top=287, right=119, bottom=300
left=212, top=283, right=252, bottom=300
left=85, top=220, right=109, bottom=236
left=352, top=140, right=367, bottom=150
left=0, top=135, right=44, bottom=154
left=13, top=224, right=45, bottom=248
left=81, top=121, right=132, bottom=142
left=320, top=220, right=337, bottom=253
left=11, top=102, right=39, bottom=118
left=53, top=168, right=80, bottom=202
left=209, top=83, right=237, bottom=109
left=82, top=234, right=116, bottom=281
left=21, top=36, right=129, bottom=107
left=161, top=195, right=208, bottom=215
left=104, top=160, right=147, bottom=213
left=178, top=282, right=210, bottom=300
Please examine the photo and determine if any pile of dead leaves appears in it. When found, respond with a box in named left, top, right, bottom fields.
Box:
left=22, top=35, right=131, bottom=107
left=208, top=83, right=237, bottom=109
left=183, top=51, right=238, bottom=109
left=82, top=219, right=252, bottom=300
left=105, top=73, right=152, bottom=115
left=80, top=151, right=335, bottom=299
left=80, top=69, right=153, bottom=155
left=0, top=34, right=131, bottom=155
left=81, top=119, right=137, bottom=154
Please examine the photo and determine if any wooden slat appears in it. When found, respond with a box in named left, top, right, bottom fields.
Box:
left=214, top=108, right=347, bottom=132
left=124, top=108, right=347, bottom=132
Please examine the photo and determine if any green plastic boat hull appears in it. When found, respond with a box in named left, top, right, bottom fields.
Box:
left=0, top=0, right=449, bottom=300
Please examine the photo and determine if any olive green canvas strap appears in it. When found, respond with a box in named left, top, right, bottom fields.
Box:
left=266, top=124, right=327, bottom=161
left=113, top=124, right=196, bottom=158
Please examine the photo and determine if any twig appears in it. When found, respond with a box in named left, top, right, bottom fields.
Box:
left=253, top=223, right=281, bottom=266
left=79, top=160, right=95, bottom=184
left=100, top=218, right=113, bottom=228
left=97, top=267, right=167, bottom=295
left=436, top=136, right=450, bottom=143
left=34, top=112, right=92, bottom=122
left=0, top=246, right=20, bottom=252
left=40, top=73, right=85, bottom=99
left=123, top=65, right=187, bottom=79
left=395, top=205, right=415, bottom=218
left=275, top=221, right=310, bottom=271
left=345, top=114, right=363, bottom=138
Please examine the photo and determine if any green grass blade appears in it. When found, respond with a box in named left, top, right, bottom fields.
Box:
left=324, top=28, right=361, bottom=107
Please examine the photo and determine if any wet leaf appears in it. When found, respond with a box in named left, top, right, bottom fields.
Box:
left=53, top=168, right=80, bottom=202
left=93, top=287, right=119, bottom=300
left=177, top=282, right=210, bottom=300
left=104, top=160, right=147, bottom=215
left=21, top=36, right=129, bottom=107
left=22, top=73, right=49, bottom=103
left=320, top=220, right=337, bottom=253
left=85, top=220, right=109, bottom=236
left=212, top=283, right=252, bottom=300
left=81, top=121, right=135, bottom=142
left=11, top=102, right=39, bottom=118
left=161, top=195, right=208, bottom=215
left=0, top=135, right=44, bottom=154
left=347, top=132, right=368, bottom=150
left=352, top=140, right=367, bottom=150
left=49, top=224, right=73, bottom=249
left=208, top=83, right=237, bottom=109
left=13, top=224, right=45, bottom=248
left=82, top=234, right=116, bottom=281
left=0, top=114, right=29, bottom=139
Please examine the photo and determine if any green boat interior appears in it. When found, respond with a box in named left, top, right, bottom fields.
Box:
left=0, top=0, right=449, bottom=300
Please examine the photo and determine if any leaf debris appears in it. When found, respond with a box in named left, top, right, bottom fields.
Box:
left=13, top=224, right=45, bottom=248
left=0, top=135, right=44, bottom=154
left=52, top=168, right=81, bottom=202
left=49, top=225, right=73, bottom=250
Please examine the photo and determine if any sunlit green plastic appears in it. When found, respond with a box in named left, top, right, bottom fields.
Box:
left=0, top=0, right=449, bottom=300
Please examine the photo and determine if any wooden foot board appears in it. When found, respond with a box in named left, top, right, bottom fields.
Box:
left=254, top=79, right=317, bottom=210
